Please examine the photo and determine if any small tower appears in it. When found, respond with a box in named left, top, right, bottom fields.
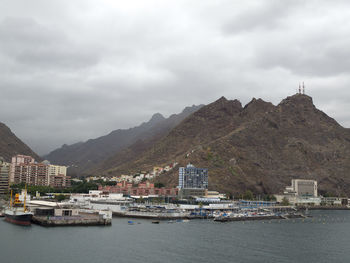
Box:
left=302, top=82, right=305, bottom=94
left=298, top=83, right=301, bottom=94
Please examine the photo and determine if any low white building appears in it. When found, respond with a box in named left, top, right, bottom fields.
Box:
left=290, top=179, right=318, bottom=197
left=275, top=179, right=319, bottom=205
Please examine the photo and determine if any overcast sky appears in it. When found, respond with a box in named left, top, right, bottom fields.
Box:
left=1, top=0, right=350, bottom=155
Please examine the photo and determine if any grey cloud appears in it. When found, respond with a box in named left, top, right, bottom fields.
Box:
left=0, top=0, right=350, bottom=155
left=222, top=0, right=302, bottom=33
left=254, top=34, right=350, bottom=77
left=251, top=1, right=350, bottom=77
left=0, top=17, right=99, bottom=70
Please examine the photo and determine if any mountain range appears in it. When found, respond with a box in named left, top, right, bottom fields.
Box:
left=44, top=105, right=203, bottom=174
left=2, top=93, right=350, bottom=196
left=92, top=94, right=350, bottom=196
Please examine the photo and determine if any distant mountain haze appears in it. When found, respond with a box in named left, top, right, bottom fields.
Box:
left=44, top=105, right=203, bottom=174
left=94, top=94, right=350, bottom=196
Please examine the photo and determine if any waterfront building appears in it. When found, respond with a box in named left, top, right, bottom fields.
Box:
left=13, top=163, right=49, bottom=186
left=278, top=179, right=318, bottom=198
left=9, top=155, right=70, bottom=188
left=289, top=179, right=318, bottom=197
left=275, top=179, right=319, bottom=205
left=99, top=182, right=179, bottom=197
left=48, top=164, right=70, bottom=188
left=0, top=157, right=10, bottom=194
left=9, top=154, right=35, bottom=183
left=178, top=164, right=208, bottom=189
left=321, top=197, right=348, bottom=206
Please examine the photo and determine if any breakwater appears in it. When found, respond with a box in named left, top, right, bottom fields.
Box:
left=298, top=206, right=350, bottom=210
left=32, top=215, right=111, bottom=226
left=213, top=213, right=306, bottom=222
left=113, top=211, right=191, bottom=220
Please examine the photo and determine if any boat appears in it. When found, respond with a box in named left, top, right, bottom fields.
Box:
left=4, top=208, right=33, bottom=226
left=151, top=221, right=160, bottom=224
left=4, top=188, right=33, bottom=226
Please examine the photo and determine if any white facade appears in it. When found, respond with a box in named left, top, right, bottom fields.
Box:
left=48, top=165, right=67, bottom=185
left=291, top=179, right=318, bottom=197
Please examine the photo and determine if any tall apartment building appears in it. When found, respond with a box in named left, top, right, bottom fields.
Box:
left=48, top=164, right=70, bottom=188
left=0, top=157, right=10, bottom=194
left=9, top=155, right=70, bottom=188
left=9, top=154, right=35, bottom=183
left=178, top=164, right=208, bottom=189
left=13, top=163, right=49, bottom=186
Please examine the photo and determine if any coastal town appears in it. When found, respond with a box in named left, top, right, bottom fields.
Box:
left=1, top=154, right=349, bottom=226
left=2, top=1, right=350, bottom=262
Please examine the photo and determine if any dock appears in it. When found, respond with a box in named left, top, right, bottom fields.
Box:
left=213, top=213, right=306, bottom=222
left=32, top=214, right=111, bottom=226
left=113, top=210, right=191, bottom=220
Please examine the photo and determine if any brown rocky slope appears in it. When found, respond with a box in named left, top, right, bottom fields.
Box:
left=0, top=122, right=40, bottom=162
left=95, top=94, right=350, bottom=196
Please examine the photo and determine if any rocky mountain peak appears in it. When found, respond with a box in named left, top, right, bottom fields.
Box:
left=244, top=98, right=274, bottom=111
left=279, top=94, right=314, bottom=109
left=192, top=97, right=242, bottom=118
left=149, top=113, right=165, bottom=123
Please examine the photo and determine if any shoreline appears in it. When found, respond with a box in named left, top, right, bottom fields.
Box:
left=297, top=206, right=350, bottom=211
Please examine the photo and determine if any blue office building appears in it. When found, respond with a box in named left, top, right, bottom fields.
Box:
left=178, top=164, right=208, bottom=189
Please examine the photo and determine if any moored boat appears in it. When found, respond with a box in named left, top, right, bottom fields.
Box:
left=4, top=187, right=33, bottom=226
left=4, top=208, right=33, bottom=226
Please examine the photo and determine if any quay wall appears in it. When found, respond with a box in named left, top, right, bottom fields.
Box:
left=297, top=206, right=350, bottom=210
left=214, top=214, right=306, bottom=222
left=32, top=216, right=111, bottom=226
left=113, top=211, right=192, bottom=220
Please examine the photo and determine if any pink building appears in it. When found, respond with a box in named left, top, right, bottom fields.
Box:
left=9, top=155, right=70, bottom=188
left=99, top=182, right=178, bottom=197
left=9, top=155, right=35, bottom=183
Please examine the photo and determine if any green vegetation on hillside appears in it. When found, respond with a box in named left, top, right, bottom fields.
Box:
left=10, top=180, right=99, bottom=196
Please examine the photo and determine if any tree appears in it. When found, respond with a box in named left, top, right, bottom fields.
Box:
left=56, top=194, right=67, bottom=202
left=262, top=194, right=277, bottom=201
left=281, top=197, right=290, bottom=206
left=243, top=190, right=254, bottom=200
left=154, top=182, right=165, bottom=188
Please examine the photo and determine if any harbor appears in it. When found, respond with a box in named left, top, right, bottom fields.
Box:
left=0, top=190, right=113, bottom=227
left=66, top=190, right=307, bottom=222
left=1, top=190, right=307, bottom=225
left=2, top=187, right=348, bottom=226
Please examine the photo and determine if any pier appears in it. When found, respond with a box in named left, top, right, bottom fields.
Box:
left=213, top=213, right=307, bottom=222
left=32, top=213, right=111, bottom=226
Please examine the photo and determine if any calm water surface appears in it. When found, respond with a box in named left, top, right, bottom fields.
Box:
left=1, top=210, right=350, bottom=263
